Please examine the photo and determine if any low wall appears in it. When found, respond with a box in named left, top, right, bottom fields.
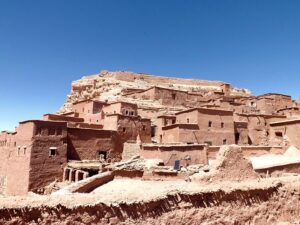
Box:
left=256, top=162, right=300, bottom=176
left=207, top=146, right=283, bottom=160
left=53, top=171, right=114, bottom=194
left=141, top=144, right=208, bottom=166
left=0, top=181, right=294, bottom=225
left=122, top=142, right=141, bottom=161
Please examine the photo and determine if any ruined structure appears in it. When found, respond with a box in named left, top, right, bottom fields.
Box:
left=1, top=70, right=300, bottom=224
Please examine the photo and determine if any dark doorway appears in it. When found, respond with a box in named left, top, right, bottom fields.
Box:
left=97, top=151, right=107, bottom=161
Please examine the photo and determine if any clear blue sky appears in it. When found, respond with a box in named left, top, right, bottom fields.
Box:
left=1, top=0, right=300, bottom=131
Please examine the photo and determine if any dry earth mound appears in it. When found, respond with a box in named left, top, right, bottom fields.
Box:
left=192, top=145, right=259, bottom=182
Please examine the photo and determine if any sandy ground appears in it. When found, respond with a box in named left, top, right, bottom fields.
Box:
left=91, top=179, right=188, bottom=202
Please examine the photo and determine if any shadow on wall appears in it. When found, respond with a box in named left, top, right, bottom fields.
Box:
left=67, top=136, right=81, bottom=160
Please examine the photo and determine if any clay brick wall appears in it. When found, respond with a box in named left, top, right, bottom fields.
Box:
left=124, top=88, right=156, bottom=100
left=255, top=94, right=293, bottom=114
left=270, top=122, right=300, bottom=149
left=0, top=121, right=67, bottom=195
left=43, top=114, right=84, bottom=123
left=0, top=123, right=34, bottom=195
left=122, top=142, right=141, bottom=161
left=103, top=115, right=119, bottom=130
left=103, top=102, right=137, bottom=116
left=235, top=115, right=268, bottom=146
left=106, top=71, right=224, bottom=87
left=154, top=88, right=188, bottom=107
left=71, top=100, right=106, bottom=123
left=103, top=115, right=151, bottom=143
left=28, top=120, right=68, bottom=192
left=162, top=126, right=180, bottom=143
left=141, top=144, right=208, bottom=166
left=156, top=116, right=177, bottom=143
left=256, top=98, right=275, bottom=114
left=234, top=122, right=249, bottom=145
left=160, top=109, right=235, bottom=146
left=207, top=146, right=283, bottom=161
left=67, top=128, right=122, bottom=162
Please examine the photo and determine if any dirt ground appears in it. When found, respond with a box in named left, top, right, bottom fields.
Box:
left=1, top=176, right=300, bottom=224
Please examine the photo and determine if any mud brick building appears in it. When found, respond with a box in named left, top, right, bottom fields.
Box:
left=1, top=71, right=300, bottom=196
left=157, top=108, right=235, bottom=146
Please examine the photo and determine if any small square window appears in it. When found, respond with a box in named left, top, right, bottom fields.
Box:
left=49, top=147, right=57, bottom=156
left=97, top=151, right=107, bottom=161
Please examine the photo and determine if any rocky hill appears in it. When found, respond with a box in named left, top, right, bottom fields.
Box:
left=59, top=70, right=251, bottom=115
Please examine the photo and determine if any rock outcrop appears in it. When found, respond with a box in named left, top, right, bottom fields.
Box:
left=59, top=70, right=251, bottom=117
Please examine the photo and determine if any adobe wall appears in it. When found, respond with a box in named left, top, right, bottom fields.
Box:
left=234, top=122, right=249, bottom=145
left=103, top=115, right=151, bottom=143
left=72, top=101, right=94, bottom=115
left=141, top=144, right=208, bottom=166
left=102, top=115, right=119, bottom=130
left=71, top=101, right=105, bottom=124
left=255, top=94, right=293, bottom=114
left=122, top=142, right=141, bottom=161
left=161, top=126, right=180, bottom=143
left=154, top=88, right=189, bottom=107
left=277, top=108, right=300, bottom=118
left=28, top=121, right=68, bottom=193
left=156, top=116, right=176, bottom=143
left=241, top=146, right=283, bottom=157
left=137, top=107, right=161, bottom=121
left=256, top=98, right=275, bottom=114
left=235, top=115, right=268, bottom=145
left=273, top=94, right=293, bottom=111
left=82, top=113, right=103, bottom=124
left=116, top=116, right=151, bottom=143
left=103, top=102, right=137, bottom=116
left=123, top=88, right=156, bottom=101
left=159, top=109, right=235, bottom=145
left=0, top=123, right=35, bottom=195
left=43, top=114, right=84, bottom=123
left=67, top=128, right=122, bottom=162
left=126, top=87, right=207, bottom=107
left=255, top=162, right=300, bottom=176
left=207, top=146, right=283, bottom=160
left=181, top=109, right=235, bottom=145
left=106, top=71, right=224, bottom=87
left=176, top=110, right=198, bottom=124
left=270, top=122, right=300, bottom=149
